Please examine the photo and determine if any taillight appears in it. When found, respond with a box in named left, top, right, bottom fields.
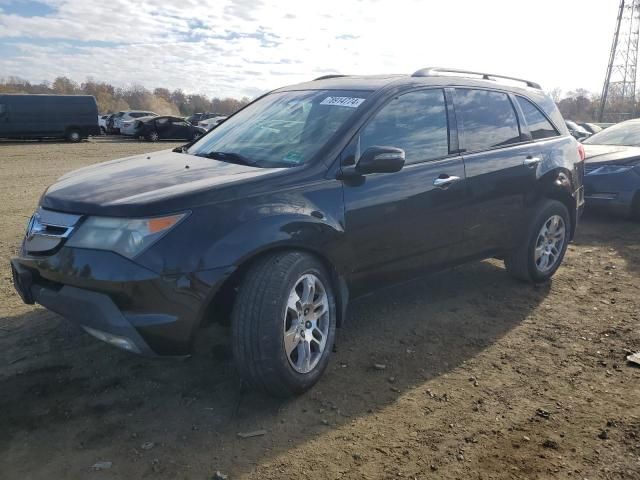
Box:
left=577, top=143, right=586, bottom=162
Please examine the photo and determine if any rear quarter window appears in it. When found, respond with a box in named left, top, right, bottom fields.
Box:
left=516, top=96, right=559, bottom=140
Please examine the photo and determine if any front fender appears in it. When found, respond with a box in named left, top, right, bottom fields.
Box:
left=136, top=180, right=346, bottom=275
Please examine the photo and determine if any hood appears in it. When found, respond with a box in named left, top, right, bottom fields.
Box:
left=583, top=144, right=640, bottom=166
left=41, top=149, right=285, bottom=216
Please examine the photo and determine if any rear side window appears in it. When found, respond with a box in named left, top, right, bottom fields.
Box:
left=359, top=89, right=449, bottom=164
left=516, top=97, right=558, bottom=140
left=455, top=89, right=521, bottom=152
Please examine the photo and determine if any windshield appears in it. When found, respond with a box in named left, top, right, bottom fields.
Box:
left=583, top=120, right=640, bottom=146
left=187, top=89, right=370, bottom=168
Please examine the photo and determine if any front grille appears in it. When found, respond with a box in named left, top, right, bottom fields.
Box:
left=24, top=207, right=82, bottom=255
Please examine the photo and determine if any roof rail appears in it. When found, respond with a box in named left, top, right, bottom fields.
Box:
left=411, top=67, right=542, bottom=90
left=313, top=74, right=348, bottom=81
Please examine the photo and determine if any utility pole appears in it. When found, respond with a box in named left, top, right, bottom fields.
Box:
left=599, top=0, right=640, bottom=122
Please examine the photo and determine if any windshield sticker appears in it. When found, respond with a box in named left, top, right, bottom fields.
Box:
left=282, top=150, right=304, bottom=164
left=320, top=96, right=366, bottom=108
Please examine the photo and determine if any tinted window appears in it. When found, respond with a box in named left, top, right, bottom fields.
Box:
left=516, top=97, right=558, bottom=140
left=0, top=104, right=5, bottom=116
left=155, top=117, right=169, bottom=125
left=455, top=89, right=521, bottom=152
left=359, top=89, right=449, bottom=164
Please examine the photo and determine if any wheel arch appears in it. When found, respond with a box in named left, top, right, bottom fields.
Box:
left=531, top=167, right=577, bottom=239
left=65, top=125, right=83, bottom=137
left=198, top=243, right=349, bottom=332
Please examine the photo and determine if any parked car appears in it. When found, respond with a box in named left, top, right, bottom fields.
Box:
left=187, top=112, right=224, bottom=124
left=582, top=119, right=640, bottom=219
left=0, top=94, right=99, bottom=142
left=198, top=116, right=227, bottom=131
left=106, top=112, right=123, bottom=134
left=580, top=123, right=603, bottom=135
left=566, top=120, right=591, bottom=141
left=134, top=115, right=206, bottom=141
left=119, top=111, right=157, bottom=135
left=593, top=122, right=616, bottom=130
left=11, top=68, right=584, bottom=396
left=97, top=115, right=109, bottom=134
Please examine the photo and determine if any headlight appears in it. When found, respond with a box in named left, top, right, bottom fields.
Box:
left=66, top=213, right=187, bottom=259
left=587, top=164, right=635, bottom=175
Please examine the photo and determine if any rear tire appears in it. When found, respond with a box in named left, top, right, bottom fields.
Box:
left=505, top=199, right=570, bottom=283
left=231, top=251, right=337, bottom=397
left=66, top=129, right=82, bottom=143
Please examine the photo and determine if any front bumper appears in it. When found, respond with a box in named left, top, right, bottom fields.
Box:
left=583, top=167, right=640, bottom=217
left=11, top=247, right=233, bottom=356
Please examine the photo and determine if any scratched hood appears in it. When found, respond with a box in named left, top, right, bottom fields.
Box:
left=40, top=149, right=285, bottom=216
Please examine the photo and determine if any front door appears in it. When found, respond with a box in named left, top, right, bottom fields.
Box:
left=341, top=88, right=468, bottom=295
left=169, top=118, right=191, bottom=139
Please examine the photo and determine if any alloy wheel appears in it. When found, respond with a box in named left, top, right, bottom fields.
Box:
left=283, top=273, right=330, bottom=374
left=534, top=215, right=566, bottom=273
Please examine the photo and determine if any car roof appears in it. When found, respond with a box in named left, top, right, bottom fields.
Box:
left=275, top=70, right=545, bottom=98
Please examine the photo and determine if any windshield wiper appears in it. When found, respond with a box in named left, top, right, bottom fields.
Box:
left=196, top=151, right=258, bottom=166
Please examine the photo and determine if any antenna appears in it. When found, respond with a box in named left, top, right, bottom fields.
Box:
left=598, top=0, right=640, bottom=122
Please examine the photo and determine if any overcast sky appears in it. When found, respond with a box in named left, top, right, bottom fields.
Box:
left=0, top=0, right=619, bottom=99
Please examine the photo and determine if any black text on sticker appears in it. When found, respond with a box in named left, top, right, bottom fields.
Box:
left=320, top=96, right=366, bottom=108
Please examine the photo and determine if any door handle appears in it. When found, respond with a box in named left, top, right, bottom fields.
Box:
left=433, top=175, right=461, bottom=188
left=524, top=156, right=542, bottom=167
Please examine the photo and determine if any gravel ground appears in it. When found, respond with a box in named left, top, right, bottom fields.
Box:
left=0, top=137, right=639, bottom=479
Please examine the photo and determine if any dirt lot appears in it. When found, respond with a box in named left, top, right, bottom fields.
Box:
left=0, top=137, right=639, bottom=479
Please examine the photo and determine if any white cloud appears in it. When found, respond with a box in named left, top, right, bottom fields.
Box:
left=0, top=0, right=619, bottom=98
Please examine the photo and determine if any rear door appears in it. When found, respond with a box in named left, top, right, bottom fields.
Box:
left=452, top=88, right=540, bottom=254
left=342, top=88, right=468, bottom=294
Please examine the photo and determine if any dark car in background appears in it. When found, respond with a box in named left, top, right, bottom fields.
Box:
left=566, top=120, right=591, bottom=141
left=11, top=68, right=584, bottom=396
left=0, top=94, right=99, bottom=142
left=582, top=119, right=640, bottom=219
left=134, top=115, right=206, bottom=141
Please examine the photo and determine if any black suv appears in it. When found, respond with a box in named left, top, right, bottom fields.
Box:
left=11, top=68, right=584, bottom=396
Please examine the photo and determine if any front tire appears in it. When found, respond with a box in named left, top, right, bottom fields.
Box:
left=505, top=199, right=570, bottom=283
left=231, top=251, right=337, bottom=397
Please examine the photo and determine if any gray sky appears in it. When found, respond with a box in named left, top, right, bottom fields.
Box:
left=0, top=0, right=618, bottom=98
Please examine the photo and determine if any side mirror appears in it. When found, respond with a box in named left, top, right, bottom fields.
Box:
left=355, top=146, right=405, bottom=175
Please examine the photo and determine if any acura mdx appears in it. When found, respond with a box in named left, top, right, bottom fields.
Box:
left=11, top=68, right=585, bottom=396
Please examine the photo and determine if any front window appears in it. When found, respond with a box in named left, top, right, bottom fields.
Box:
left=358, top=89, right=449, bottom=164
left=187, top=89, right=370, bottom=168
left=583, top=120, right=640, bottom=146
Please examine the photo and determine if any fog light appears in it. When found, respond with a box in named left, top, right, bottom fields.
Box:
left=82, top=326, right=141, bottom=354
